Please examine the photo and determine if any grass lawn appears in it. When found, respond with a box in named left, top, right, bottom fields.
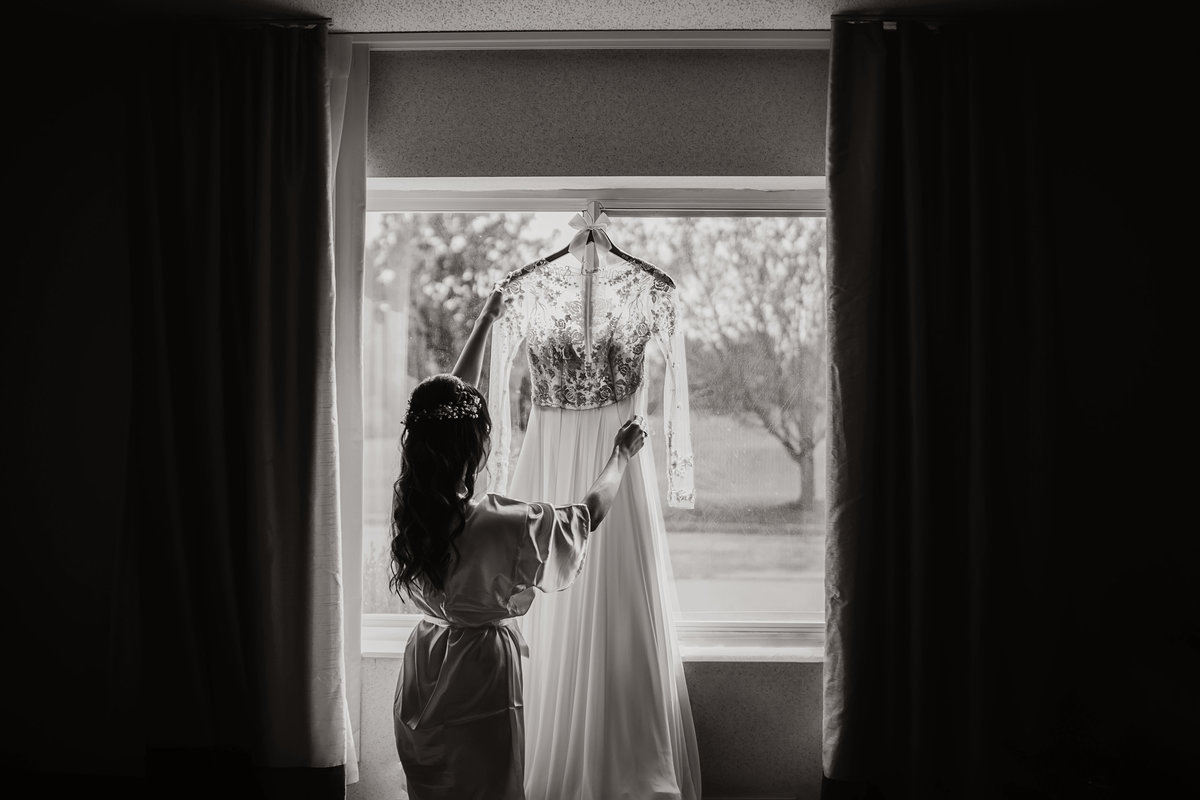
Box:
left=646, top=410, right=826, bottom=535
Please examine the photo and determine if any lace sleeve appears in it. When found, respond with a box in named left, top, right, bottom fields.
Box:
left=648, top=279, right=695, bottom=508
left=486, top=278, right=526, bottom=496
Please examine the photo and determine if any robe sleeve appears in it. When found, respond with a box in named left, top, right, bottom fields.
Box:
left=487, top=278, right=526, bottom=496
left=648, top=279, right=695, bottom=509
left=514, top=500, right=591, bottom=593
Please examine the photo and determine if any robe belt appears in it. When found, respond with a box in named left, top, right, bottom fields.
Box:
left=421, top=614, right=529, bottom=656
left=421, top=614, right=517, bottom=629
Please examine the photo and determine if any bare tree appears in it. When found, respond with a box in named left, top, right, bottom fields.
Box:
left=615, top=217, right=828, bottom=509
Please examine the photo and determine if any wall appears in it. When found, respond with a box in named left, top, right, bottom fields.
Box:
left=350, top=657, right=824, bottom=800
left=368, top=49, right=829, bottom=177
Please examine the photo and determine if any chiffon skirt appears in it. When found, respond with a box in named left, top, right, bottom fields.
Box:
left=511, top=388, right=701, bottom=800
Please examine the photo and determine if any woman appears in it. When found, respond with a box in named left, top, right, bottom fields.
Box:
left=391, top=287, right=647, bottom=800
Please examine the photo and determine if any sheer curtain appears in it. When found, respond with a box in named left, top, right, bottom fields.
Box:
left=823, top=13, right=1192, bottom=799
left=128, top=19, right=356, bottom=797
left=329, top=33, right=370, bottom=784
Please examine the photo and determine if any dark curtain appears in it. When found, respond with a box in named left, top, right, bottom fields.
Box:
left=124, top=20, right=347, bottom=800
left=823, top=13, right=1194, bottom=800
left=8, top=17, right=141, bottom=796
left=10, top=14, right=349, bottom=799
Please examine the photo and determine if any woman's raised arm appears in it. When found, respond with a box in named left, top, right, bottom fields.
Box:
left=581, top=416, right=647, bottom=531
left=451, top=287, right=508, bottom=387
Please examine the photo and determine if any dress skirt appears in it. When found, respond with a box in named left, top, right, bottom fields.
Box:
left=511, top=387, right=701, bottom=800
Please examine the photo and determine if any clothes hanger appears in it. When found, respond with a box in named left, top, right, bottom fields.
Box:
left=496, top=204, right=679, bottom=368
left=496, top=201, right=678, bottom=359
left=545, top=200, right=614, bottom=268
left=498, top=201, right=674, bottom=288
left=497, top=202, right=605, bottom=289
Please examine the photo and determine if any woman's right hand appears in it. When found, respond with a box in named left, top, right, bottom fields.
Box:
left=480, top=285, right=510, bottom=322
left=613, top=415, right=648, bottom=460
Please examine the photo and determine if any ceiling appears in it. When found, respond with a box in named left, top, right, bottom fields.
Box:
left=151, top=0, right=1003, bottom=34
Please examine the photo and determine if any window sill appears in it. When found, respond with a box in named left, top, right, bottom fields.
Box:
left=361, top=614, right=824, bottom=662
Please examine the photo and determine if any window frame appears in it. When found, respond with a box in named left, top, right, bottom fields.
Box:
left=360, top=175, right=828, bottom=660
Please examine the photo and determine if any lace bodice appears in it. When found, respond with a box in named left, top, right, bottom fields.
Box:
left=488, top=256, right=695, bottom=508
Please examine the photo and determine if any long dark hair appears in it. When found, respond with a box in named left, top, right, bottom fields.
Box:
left=389, top=374, right=492, bottom=597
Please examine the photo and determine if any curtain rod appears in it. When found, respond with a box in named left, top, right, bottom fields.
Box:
left=831, top=7, right=1061, bottom=23
left=123, top=14, right=333, bottom=28
left=228, top=16, right=332, bottom=27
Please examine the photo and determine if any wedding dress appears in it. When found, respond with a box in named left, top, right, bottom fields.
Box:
left=488, top=249, right=701, bottom=800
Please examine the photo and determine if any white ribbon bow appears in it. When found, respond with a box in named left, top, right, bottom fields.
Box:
left=567, top=208, right=612, bottom=273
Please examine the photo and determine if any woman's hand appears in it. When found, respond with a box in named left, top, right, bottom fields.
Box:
left=585, top=414, right=648, bottom=530
left=480, top=286, right=509, bottom=323
left=613, top=415, right=648, bottom=460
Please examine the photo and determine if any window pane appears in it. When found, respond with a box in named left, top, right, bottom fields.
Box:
left=361, top=212, right=827, bottom=619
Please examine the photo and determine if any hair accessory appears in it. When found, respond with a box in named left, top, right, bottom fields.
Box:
left=404, top=385, right=483, bottom=425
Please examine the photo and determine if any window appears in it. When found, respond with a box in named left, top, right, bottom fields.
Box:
left=360, top=180, right=827, bottom=654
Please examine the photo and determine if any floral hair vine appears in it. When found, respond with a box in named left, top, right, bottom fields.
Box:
left=404, top=385, right=483, bottom=426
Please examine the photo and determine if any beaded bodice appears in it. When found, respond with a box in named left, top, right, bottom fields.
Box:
left=488, top=255, right=695, bottom=508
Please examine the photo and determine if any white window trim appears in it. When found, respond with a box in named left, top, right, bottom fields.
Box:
left=345, top=30, right=831, bottom=52
left=362, top=176, right=828, bottom=662
left=367, top=175, right=826, bottom=216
